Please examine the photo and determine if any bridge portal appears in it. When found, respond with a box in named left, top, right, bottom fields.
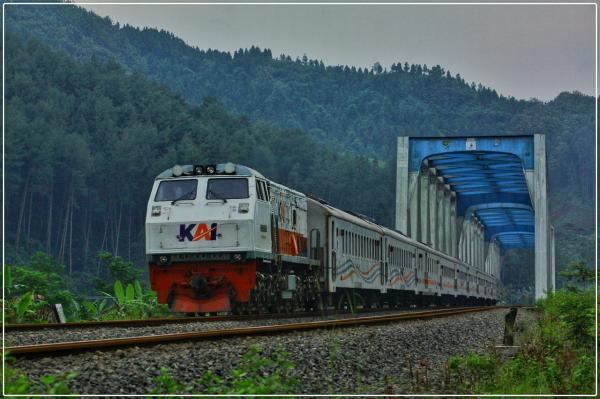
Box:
left=395, top=134, right=554, bottom=300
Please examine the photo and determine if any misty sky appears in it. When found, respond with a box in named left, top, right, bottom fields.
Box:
left=80, top=2, right=596, bottom=101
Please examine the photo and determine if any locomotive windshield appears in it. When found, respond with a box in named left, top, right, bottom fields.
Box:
left=154, top=179, right=197, bottom=202
left=206, top=178, right=249, bottom=199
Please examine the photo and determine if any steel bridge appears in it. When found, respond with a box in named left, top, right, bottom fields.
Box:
left=395, top=134, right=554, bottom=299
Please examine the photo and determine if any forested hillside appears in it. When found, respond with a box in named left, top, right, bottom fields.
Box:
left=5, top=4, right=595, bottom=202
left=6, top=6, right=594, bottom=200
left=4, top=4, right=596, bottom=290
left=5, top=36, right=393, bottom=281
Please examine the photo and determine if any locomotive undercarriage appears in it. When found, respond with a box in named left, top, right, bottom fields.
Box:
left=150, top=259, right=495, bottom=315
left=232, top=262, right=322, bottom=314
left=150, top=257, right=324, bottom=314
left=328, top=288, right=496, bottom=312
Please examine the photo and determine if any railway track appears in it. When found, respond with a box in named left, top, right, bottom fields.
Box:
left=7, top=306, right=500, bottom=357
left=6, top=308, right=407, bottom=332
left=6, top=311, right=318, bottom=331
left=5, top=305, right=474, bottom=331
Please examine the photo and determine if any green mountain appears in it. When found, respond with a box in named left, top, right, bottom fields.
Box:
left=4, top=4, right=596, bottom=288
left=6, top=5, right=594, bottom=200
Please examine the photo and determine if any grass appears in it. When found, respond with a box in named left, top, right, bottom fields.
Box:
left=150, top=345, right=298, bottom=396
left=444, top=287, right=596, bottom=395
left=4, top=346, right=297, bottom=396
left=3, top=353, right=77, bottom=396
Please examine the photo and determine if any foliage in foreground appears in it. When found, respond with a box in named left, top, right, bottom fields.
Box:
left=5, top=252, right=77, bottom=318
left=5, top=278, right=169, bottom=324
left=446, top=287, right=596, bottom=394
left=3, top=353, right=77, bottom=396
left=151, top=346, right=297, bottom=395
left=65, top=279, right=169, bottom=322
left=4, top=250, right=170, bottom=323
left=2, top=346, right=295, bottom=396
left=4, top=291, right=52, bottom=324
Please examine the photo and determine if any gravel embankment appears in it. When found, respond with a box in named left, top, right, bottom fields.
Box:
left=6, top=308, right=435, bottom=346
left=11, top=309, right=512, bottom=395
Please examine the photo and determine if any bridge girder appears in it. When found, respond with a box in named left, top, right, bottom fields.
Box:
left=396, top=134, right=554, bottom=299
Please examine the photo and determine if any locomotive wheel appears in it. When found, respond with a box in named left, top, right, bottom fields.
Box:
left=269, top=302, right=281, bottom=314
left=231, top=302, right=248, bottom=315
left=304, top=300, right=318, bottom=312
left=285, top=300, right=294, bottom=314
left=336, top=290, right=365, bottom=313
left=388, top=296, right=398, bottom=308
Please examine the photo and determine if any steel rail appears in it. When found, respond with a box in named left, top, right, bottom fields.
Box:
left=5, top=305, right=461, bottom=331
left=6, top=306, right=500, bottom=357
left=6, top=312, right=314, bottom=331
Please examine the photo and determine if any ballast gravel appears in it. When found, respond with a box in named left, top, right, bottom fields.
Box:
left=6, top=308, right=430, bottom=346
left=10, top=309, right=512, bottom=395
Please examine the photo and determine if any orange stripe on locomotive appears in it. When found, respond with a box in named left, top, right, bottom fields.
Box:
left=277, top=228, right=307, bottom=257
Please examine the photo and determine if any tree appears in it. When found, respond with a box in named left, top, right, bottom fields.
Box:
left=372, top=62, right=383, bottom=74
left=559, top=260, right=594, bottom=289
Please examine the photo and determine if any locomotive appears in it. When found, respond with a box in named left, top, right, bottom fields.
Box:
left=145, top=162, right=499, bottom=313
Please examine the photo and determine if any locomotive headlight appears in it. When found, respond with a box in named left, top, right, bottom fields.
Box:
left=172, top=165, right=183, bottom=177
left=157, top=255, right=170, bottom=265
left=231, top=253, right=244, bottom=262
left=193, top=165, right=203, bottom=175
left=238, top=203, right=249, bottom=213
left=151, top=206, right=161, bottom=216
left=205, top=165, right=216, bottom=175
left=224, top=162, right=235, bottom=174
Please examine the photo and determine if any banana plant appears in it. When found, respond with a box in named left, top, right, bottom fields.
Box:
left=5, top=265, right=12, bottom=297
left=81, top=299, right=108, bottom=321
left=15, top=292, right=35, bottom=322
left=103, top=280, right=156, bottom=319
left=7, top=291, right=45, bottom=323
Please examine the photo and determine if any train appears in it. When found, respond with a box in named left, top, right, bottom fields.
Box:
left=145, top=162, right=499, bottom=314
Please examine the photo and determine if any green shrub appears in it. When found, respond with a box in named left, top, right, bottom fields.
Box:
left=446, top=287, right=595, bottom=394
left=536, top=288, right=595, bottom=348
left=5, top=291, right=53, bottom=323
left=79, top=298, right=109, bottom=321
left=569, top=353, right=595, bottom=393
left=4, top=252, right=79, bottom=320
left=3, top=356, right=31, bottom=395
left=558, top=260, right=594, bottom=288
left=7, top=253, right=68, bottom=298
left=96, top=251, right=142, bottom=292
left=100, top=279, right=169, bottom=320
left=151, top=367, right=192, bottom=397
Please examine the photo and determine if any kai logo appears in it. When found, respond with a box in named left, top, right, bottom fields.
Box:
left=178, top=223, right=218, bottom=242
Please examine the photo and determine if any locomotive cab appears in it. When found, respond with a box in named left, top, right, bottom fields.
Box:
left=145, top=163, right=267, bottom=313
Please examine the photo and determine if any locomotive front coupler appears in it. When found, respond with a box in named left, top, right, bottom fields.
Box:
left=190, top=275, right=211, bottom=299
left=189, top=273, right=229, bottom=300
